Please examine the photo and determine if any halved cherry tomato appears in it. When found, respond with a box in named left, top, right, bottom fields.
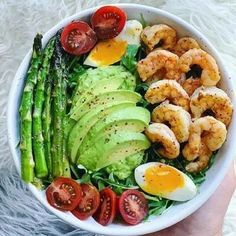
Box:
left=93, top=188, right=117, bottom=226
left=46, top=177, right=82, bottom=211
left=119, top=189, right=148, bottom=225
left=61, top=21, right=97, bottom=56
left=71, top=184, right=100, bottom=220
left=91, top=6, right=127, bottom=39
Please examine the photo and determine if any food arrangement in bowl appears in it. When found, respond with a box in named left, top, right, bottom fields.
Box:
left=9, top=3, right=235, bottom=235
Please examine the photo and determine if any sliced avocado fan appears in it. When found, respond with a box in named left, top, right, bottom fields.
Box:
left=68, top=102, right=136, bottom=163
left=78, top=106, right=150, bottom=155
left=70, top=76, right=124, bottom=116
left=72, top=65, right=136, bottom=105
left=78, top=132, right=150, bottom=171
left=70, top=90, right=141, bottom=121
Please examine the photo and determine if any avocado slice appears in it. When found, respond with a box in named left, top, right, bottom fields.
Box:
left=105, top=151, right=144, bottom=180
left=68, top=102, right=136, bottom=163
left=70, top=77, right=124, bottom=116
left=72, top=66, right=136, bottom=104
left=70, top=90, right=141, bottom=121
left=79, top=106, right=150, bottom=154
left=79, top=119, right=148, bottom=155
left=78, top=132, right=150, bottom=171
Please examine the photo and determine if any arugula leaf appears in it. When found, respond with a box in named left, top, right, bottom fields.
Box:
left=147, top=200, right=173, bottom=218
left=79, top=172, right=91, bottom=184
left=97, top=180, right=105, bottom=191
left=140, top=13, right=148, bottom=28
left=68, top=63, right=86, bottom=84
left=135, top=83, right=150, bottom=108
left=76, top=169, right=139, bottom=194
left=143, top=193, right=173, bottom=219
left=135, top=83, right=149, bottom=94
left=121, top=44, right=140, bottom=74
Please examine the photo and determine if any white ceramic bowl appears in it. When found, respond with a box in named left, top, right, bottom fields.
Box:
left=7, top=3, right=236, bottom=236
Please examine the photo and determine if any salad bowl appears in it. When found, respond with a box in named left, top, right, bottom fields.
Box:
left=7, top=3, right=236, bottom=235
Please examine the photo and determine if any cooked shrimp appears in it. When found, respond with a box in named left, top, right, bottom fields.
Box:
left=141, top=24, right=177, bottom=51
left=179, top=48, right=220, bottom=86
left=185, top=142, right=212, bottom=173
left=172, top=37, right=200, bottom=57
left=183, top=116, right=227, bottom=161
left=145, top=123, right=180, bottom=159
left=137, top=49, right=180, bottom=81
left=190, top=86, right=233, bottom=126
left=145, top=79, right=190, bottom=111
left=152, top=102, right=191, bottom=142
left=181, top=77, right=201, bottom=96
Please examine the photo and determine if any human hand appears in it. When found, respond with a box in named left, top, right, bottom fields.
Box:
left=147, top=162, right=236, bottom=236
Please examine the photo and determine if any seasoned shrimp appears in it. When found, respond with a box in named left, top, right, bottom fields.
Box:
left=190, top=86, right=233, bottom=126
left=152, top=102, right=191, bottom=143
left=137, top=49, right=180, bottom=81
left=172, top=37, right=200, bottom=57
left=145, top=123, right=180, bottom=159
left=179, top=48, right=220, bottom=86
left=145, top=79, right=190, bottom=111
left=183, top=116, right=227, bottom=161
left=185, top=141, right=212, bottom=173
left=141, top=24, right=177, bottom=51
left=181, top=77, right=201, bottom=96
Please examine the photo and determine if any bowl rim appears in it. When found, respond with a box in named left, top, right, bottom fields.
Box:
left=7, top=3, right=236, bottom=235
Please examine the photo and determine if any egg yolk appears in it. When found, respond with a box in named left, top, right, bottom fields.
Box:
left=90, top=39, right=127, bottom=66
left=142, top=164, right=184, bottom=195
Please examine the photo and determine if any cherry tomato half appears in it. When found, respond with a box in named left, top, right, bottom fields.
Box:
left=46, top=177, right=82, bottom=211
left=93, top=188, right=117, bottom=226
left=119, top=189, right=148, bottom=225
left=72, top=184, right=100, bottom=220
left=91, top=6, right=127, bottom=39
left=61, top=21, right=97, bottom=56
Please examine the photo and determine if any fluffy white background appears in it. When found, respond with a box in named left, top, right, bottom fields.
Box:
left=0, top=0, right=236, bottom=235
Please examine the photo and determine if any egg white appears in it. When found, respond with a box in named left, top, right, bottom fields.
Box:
left=135, top=162, right=197, bottom=201
left=115, top=20, right=143, bottom=45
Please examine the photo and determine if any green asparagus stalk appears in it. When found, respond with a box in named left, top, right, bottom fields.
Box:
left=33, top=38, right=55, bottom=178
left=42, top=72, right=52, bottom=180
left=50, top=35, right=65, bottom=177
left=61, top=77, right=71, bottom=177
left=20, top=34, right=42, bottom=183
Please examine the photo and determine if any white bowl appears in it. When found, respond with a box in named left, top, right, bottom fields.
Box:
left=7, top=3, right=236, bottom=236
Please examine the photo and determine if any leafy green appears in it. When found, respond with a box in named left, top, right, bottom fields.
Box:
left=140, top=13, right=148, bottom=28
left=121, top=44, right=140, bottom=74
left=143, top=193, right=173, bottom=219
left=147, top=199, right=173, bottom=219
left=76, top=168, right=138, bottom=195
left=135, top=83, right=149, bottom=95
left=91, top=172, right=138, bottom=195
left=135, top=83, right=150, bottom=108
left=68, top=63, right=86, bottom=85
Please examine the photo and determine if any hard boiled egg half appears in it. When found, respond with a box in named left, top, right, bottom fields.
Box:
left=135, top=162, right=197, bottom=201
left=84, top=20, right=143, bottom=67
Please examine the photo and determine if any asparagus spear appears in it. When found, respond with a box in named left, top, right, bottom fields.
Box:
left=42, top=72, right=52, bottom=180
left=20, top=34, right=42, bottom=183
left=61, top=77, right=71, bottom=177
left=50, top=34, right=65, bottom=177
left=33, top=38, right=55, bottom=178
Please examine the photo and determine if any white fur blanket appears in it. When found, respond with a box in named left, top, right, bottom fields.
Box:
left=0, top=0, right=235, bottom=235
